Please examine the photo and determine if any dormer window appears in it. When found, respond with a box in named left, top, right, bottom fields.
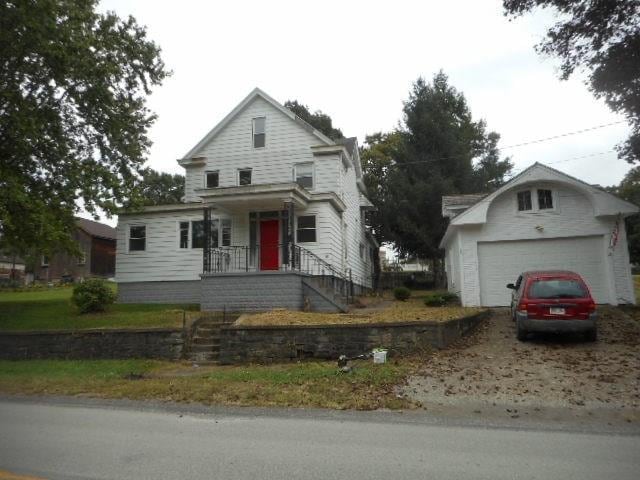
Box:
left=538, top=189, right=554, bottom=210
left=252, top=117, right=265, bottom=148
left=517, top=191, right=532, bottom=211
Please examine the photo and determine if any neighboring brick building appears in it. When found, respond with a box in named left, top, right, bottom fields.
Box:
left=34, top=218, right=116, bottom=282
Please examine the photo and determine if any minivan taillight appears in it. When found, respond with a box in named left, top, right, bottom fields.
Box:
left=587, top=302, right=596, bottom=313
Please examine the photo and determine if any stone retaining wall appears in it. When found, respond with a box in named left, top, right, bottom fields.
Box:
left=0, top=328, right=184, bottom=360
left=218, top=311, right=488, bottom=364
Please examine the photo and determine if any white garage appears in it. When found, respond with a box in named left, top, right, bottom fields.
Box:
left=440, top=163, right=638, bottom=307
left=477, top=236, right=607, bottom=306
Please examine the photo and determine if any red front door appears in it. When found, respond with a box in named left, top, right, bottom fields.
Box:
left=260, top=220, right=279, bottom=271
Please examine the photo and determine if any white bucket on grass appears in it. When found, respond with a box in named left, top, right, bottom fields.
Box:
left=373, top=350, right=387, bottom=364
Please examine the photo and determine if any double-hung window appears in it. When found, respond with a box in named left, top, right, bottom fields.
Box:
left=179, top=219, right=230, bottom=248
left=221, top=219, right=231, bottom=246
left=294, top=163, right=314, bottom=189
left=179, top=222, right=189, bottom=248
left=129, top=225, right=146, bottom=251
left=296, top=216, right=316, bottom=243
left=252, top=117, right=265, bottom=148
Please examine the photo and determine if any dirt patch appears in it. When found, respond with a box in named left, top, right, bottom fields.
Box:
left=235, top=300, right=485, bottom=326
left=402, top=307, right=640, bottom=417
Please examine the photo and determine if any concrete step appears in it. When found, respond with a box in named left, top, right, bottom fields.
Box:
left=190, top=344, right=220, bottom=353
left=196, top=326, right=221, bottom=334
left=192, top=336, right=220, bottom=345
left=188, top=352, right=220, bottom=363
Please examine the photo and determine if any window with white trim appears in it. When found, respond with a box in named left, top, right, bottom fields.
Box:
left=41, top=255, right=49, bottom=267
left=252, top=117, right=265, bottom=148
left=537, top=189, right=554, bottom=210
left=296, top=215, right=316, bottom=243
left=77, top=250, right=86, bottom=265
left=517, top=191, right=532, bottom=212
left=129, top=225, right=146, bottom=251
left=180, top=219, right=230, bottom=248
left=206, top=171, right=219, bottom=188
left=179, top=222, right=189, bottom=248
left=238, top=168, right=252, bottom=186
left=294, top=162, right=314, bottom=189
left=191, top=220, right=206, bottom=249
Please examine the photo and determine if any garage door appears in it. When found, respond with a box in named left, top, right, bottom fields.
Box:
left=478, top=236, right=609, bottom=306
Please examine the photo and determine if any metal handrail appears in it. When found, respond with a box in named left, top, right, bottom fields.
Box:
left=204, top=244, right=367, bottom=302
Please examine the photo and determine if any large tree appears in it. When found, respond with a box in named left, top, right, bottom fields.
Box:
left=284, top=100, right=344, bottom=140
left=504, top=0, right=640, bottom=163
left=138, top=168, right=185, bottom=206
left=362, top=73, right=513, bottom=279
left=0, top=0, right=168, bottom=255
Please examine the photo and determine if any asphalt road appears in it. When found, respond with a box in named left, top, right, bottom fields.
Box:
left=0, top=398, right=638, bottom=480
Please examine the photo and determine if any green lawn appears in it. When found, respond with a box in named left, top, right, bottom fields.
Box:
left=0, top=359, right=416, bottom=410
left=0, top=286, right=198, bottom=331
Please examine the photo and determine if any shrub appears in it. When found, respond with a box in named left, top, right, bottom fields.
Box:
left=393, top=286, right=411, bottom=301
left=424, top=295, right=445, bottom=307
left=72, top=279, right=116, bottom=313
left=441, top=292, right=459, bottom=303
left=424, top=292, right=459, bottom=307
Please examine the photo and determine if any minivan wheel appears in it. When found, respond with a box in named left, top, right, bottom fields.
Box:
left=585, top=327, right=598, bottom=342
left=516, top=321, right=527, bottom=341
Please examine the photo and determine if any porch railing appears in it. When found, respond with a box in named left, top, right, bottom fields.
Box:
left=203, top=244, right=367, bottom=302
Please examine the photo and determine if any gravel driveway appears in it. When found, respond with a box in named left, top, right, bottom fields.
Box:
left=403, top=307, right=640, bottom=416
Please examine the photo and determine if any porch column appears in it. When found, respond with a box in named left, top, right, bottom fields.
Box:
left=287, top=200, right=295, bottom=269
left=203, top=207, right=212, bottom=274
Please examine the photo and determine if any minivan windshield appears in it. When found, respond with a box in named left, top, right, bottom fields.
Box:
left=528, top=279, right=588, bottom=299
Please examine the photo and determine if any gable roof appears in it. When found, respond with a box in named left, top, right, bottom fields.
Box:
left=335, top=137, right=357, bottom=157
left=76, top=218, right=116, bottom=240
left=180, top=88, right=334, bottom=162
left=439, top=162, right=638, bottom=247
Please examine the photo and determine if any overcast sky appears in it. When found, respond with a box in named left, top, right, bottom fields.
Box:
left=97, top=0, right=631, bottom=209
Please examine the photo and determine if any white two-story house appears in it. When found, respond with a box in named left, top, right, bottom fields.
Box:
left=116, top=88, right=377, bottom=312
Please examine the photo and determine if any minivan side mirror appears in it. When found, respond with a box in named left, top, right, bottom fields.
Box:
left=506, top=283, right=516, bottom=290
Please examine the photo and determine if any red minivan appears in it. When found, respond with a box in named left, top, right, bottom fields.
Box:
left=507, top=271, right=597, bottom=342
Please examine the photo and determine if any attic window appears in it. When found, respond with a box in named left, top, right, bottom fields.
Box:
left=538, top=189, right=554, bottom=210
left=517, top=191, right=532, bottom=212
left=253, top=117, right=265, bottom=148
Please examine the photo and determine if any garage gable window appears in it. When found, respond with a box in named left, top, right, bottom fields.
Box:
left=537, top=189, right=554, bottom=210
left=517, top=191, right=532, bottom=211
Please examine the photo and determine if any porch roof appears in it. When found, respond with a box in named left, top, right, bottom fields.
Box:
left=194, top=182, right=346, bottom=213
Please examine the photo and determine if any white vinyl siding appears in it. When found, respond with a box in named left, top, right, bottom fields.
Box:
left=183, top=97, right=339, bottom=201
left=446, top=183, right=634, bottom=306
left=117, top=210, right=213, bottom=282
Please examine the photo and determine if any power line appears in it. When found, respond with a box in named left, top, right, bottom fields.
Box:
left=506, top=150, right=617, bottom=178
left=371, top=121, right=625, bottom=168
left=500, top=121, right=625, bottom=149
